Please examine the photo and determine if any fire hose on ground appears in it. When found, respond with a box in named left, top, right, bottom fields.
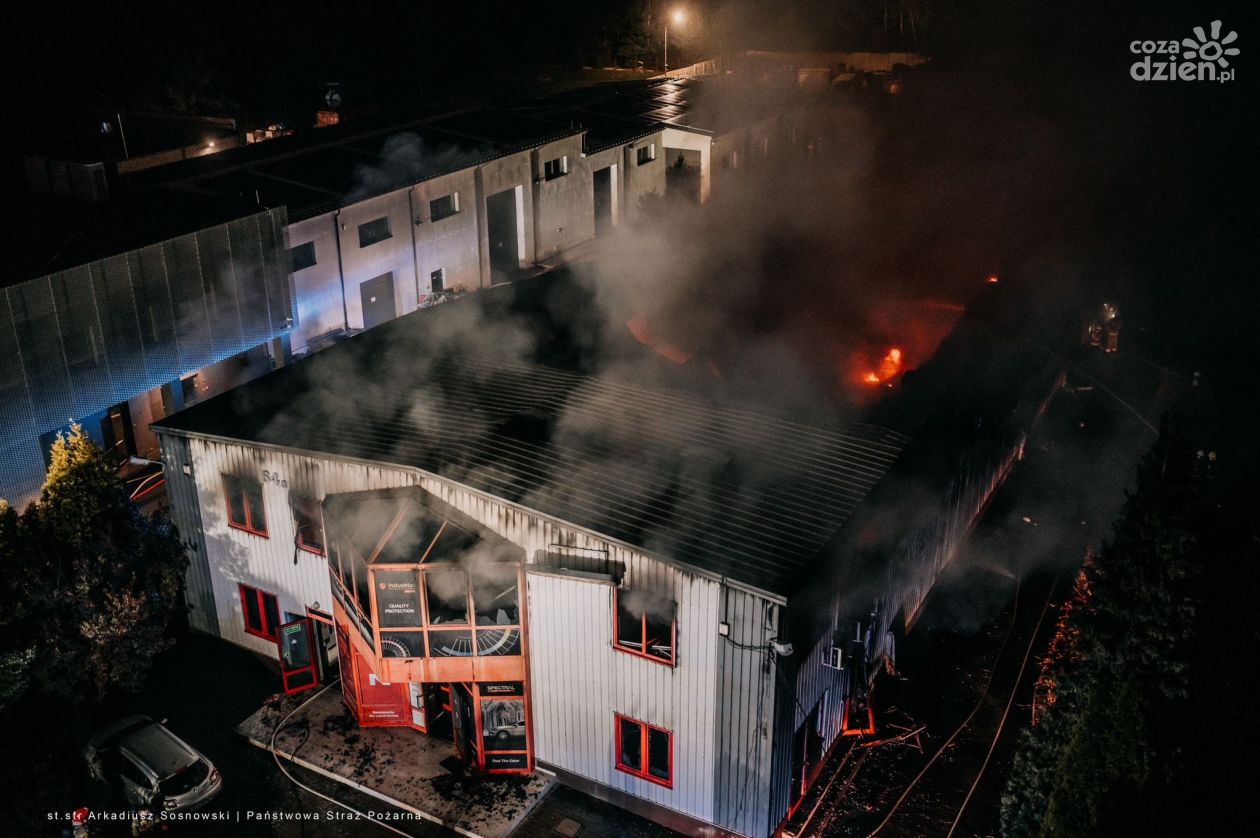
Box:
left=268, top=679, right=416, bottom=837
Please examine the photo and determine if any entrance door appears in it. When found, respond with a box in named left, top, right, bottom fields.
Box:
left=336, top=624, right=359, bottom=716
left=451, top=683, right=479, bottom=765
left=276, top=618, right=319, bottom=695
left=360, top=272, right=396, bottom=329
left=486, top=189, right=519, bottom=284
left=100, top=402, right=135, bottom=467
left=593, top=167, right=613, bottom=235
left=306, top=607, right=338, bottom=683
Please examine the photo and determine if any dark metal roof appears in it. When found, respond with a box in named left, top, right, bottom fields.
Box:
left=141, top=110, right=582, bottom=222
left=0, top=190, right=273, bottom=289
left=156, top=274, right=907, bottom=597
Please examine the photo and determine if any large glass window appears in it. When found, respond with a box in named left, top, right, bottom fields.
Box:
left=616, top=714, right=672, bottom=787
left=473, top=565, right=519, bottom=626
left=224, top=475, right=267, bottom=536
left=614, top=588, right=676, bottom=666
left=425, top=568, right=469, bottom=624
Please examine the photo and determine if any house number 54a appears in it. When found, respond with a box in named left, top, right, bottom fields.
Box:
left=262, top=470, right=288, bottom=488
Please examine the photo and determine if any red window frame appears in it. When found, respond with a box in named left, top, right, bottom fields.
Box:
left=614, top=714, right=673, bottom=788
left=291, top=495, right=325, bottom=555
left=240, top=583, right=281, bottom=641
left=223, top=475, right=268, bottom=537
left=613, top=588, right=676, bottom=667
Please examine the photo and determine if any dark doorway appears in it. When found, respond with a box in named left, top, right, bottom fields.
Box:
left=451, top=683, right=479, bottom=765
left=360, top=272, right=396, bottom=329
left=593, top=167, right=613, bottom=235
left=486, top=188, right=520, bottom=284
left=426, top=684, right=453, bottom=741
left=100, top=401, right=136, bottom=467
left=665, top=148, right=701, bottom=204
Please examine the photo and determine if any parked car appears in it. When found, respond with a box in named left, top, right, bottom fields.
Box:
left=84, top=716, right=222, bottom=812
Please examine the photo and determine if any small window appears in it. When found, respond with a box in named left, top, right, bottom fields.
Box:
left=224, top=475, right=267, bottom=536
left=614, top=588, right=675, bottom=665
left=291, top=495, right=324, bottom=555
left=289, top=241, right=317, bottom=272
left=431, top=268, right=445, bottom=292
left=636, top=143, right=656, bottom=166
left=180, top=374, right=199, bottom=406
left=358, top=217, right=392, bottom=248
left=543, top=156, right=568, bottom=180
left=240, top=583, right=281, bottom=640
left=430, top=193, right=459, bottom=221
left=615, top=714, right=672, bottom=787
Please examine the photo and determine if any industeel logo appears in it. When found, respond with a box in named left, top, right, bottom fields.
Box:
left=1131, top=20, right=1240, bottom=82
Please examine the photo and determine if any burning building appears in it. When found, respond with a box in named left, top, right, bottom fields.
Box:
left=154, top=269, right=1061, bottom=836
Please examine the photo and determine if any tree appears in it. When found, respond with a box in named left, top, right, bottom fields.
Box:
left=1001, top=417, right=1200, bottom=836
left=0, top=425, right=188, bottom=709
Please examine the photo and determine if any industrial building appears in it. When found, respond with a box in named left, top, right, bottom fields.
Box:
left=2, top=77, right=801, bottom=505
left=153, top=272, right=1061, bottom=837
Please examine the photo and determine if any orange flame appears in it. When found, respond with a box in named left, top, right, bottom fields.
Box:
left=862, top=347, right=904, bottom=386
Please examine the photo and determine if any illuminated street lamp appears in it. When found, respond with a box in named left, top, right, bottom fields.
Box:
left=665, top=8, right=685, bottom=73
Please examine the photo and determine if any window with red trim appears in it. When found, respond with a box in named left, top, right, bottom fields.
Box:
left=614, top=588, right=675, bottom=665
left=291, top=495, right=324, bottom=555
left=224, top=475, right=268, bottom=536
left=240, top=584, right=281, bottom=640
left=615, top=714, right=672, bottom=787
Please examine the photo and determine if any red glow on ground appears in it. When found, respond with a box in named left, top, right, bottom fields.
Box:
left=987, top=274, right=1000, bottom=284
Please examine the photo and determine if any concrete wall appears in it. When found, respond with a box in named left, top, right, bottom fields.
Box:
left=335, top=190, right=418, bottom=329
left=620, top=132, right=667, bottom=221
left=476, top=150, right=535, bottom=282
left=410, top=169, right=482, bottom=294
left=288, top=213, right=346, bottom=354
left=531, top=135, right=594, bottom=260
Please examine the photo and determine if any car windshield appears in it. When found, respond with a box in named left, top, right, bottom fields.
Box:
left=159, top=759, right=209, bottom=797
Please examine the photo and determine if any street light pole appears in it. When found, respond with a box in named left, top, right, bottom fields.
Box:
left=664, top=9, right=685, bottom=75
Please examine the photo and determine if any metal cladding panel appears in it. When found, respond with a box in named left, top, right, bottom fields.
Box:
left=156, top=432, right=216, bottom=634
left=0, top=292, right=36, bottom=439
left=526, top=567, right=723, bottom=827
left=713, top=586, right=779, bottom=838
left=9, top=277, right=75, bottom=430
left=93, top=253, right=149, bottom=389
left=50, top=265, right=113, bottom=416
left=163, top=235, right=214, bottom=372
